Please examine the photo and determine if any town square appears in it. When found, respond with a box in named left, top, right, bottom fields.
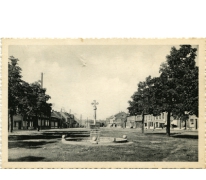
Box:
left=5, top=39, right=200, bottom=164
left=8, top=128, right=198, bottom=162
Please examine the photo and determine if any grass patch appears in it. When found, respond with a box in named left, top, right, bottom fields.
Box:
left=8, top=128, right=198, bottom=162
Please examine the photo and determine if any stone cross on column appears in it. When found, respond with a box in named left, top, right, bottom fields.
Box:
left=91, top=100, right=99, bottom=125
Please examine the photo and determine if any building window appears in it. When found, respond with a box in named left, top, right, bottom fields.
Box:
left=190, top=119, right=194, bottom=125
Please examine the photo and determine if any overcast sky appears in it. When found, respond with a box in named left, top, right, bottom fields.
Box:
left=9, top=45, right=198, bottom=120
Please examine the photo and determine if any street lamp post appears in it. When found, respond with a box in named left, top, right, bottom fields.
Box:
left=91, top=100, right=99, bottom=125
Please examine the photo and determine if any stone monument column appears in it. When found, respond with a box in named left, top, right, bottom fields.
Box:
left=91, top=100, right=99, bottom=125
left=90, top=100, right=100, bottom=144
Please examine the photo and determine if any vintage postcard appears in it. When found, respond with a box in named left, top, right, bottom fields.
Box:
left=1, top=39, right=205, bottom=168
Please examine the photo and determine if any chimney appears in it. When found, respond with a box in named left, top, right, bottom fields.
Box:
left=41, top=72, right=43, bottom=88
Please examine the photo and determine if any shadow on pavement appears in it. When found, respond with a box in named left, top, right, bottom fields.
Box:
left=144, top=132, right=178, bottom=136
left=9, top=131, right=90, bottom=141
left=171, top=134, right=198, bottom=139
left=144, top=132, right=198, bottom=139
left=9, top=156, right=45, bottom=162
left=8, top=141, right=56, bottom=149
left=9, top=134, right=61, bottom=141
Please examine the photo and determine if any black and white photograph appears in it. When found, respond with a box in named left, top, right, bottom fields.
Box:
left=2, top=39, right=204, bottom=168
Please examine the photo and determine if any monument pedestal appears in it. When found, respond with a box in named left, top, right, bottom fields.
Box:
left=90, top=124, right=100, bottom=143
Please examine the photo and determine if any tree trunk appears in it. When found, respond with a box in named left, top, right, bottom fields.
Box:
left=21, top=115, right=24, bottom=130
left=142, top=112, right=144, bottom=133
left=49, top=115, right=51, bottom=129
left=8, top=110, right=10, bottom=131
left=166, top=111, right=171, bottom=136
left=35, top=112, right=38, bottom=130
left=40, top=114, right=42, bottom=130
left=10, top=112, right=13, bottom=133
left=179, top=119, right=181, bottom=129
left=184, top=120, right=187, bottom=130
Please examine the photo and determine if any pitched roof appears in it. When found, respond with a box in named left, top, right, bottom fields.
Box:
left=51, top=111, right=62, bottom=119
left=114, top=111, right=127, bottom=116
left=64, top=112, right=74, bottom=119
left=58, top=112, right=66, bottom=119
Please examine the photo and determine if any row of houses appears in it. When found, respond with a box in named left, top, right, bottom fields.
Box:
left=13, top=110, right=79, bottom=130
left=106, top=112, right=198, bottom=130
left=106, top=112, right=128, bottom=128
left=84, top=120, right=106, bottom=128
left=143, top=113, right=198, bottom=130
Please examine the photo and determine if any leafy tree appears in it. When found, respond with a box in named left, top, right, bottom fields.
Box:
left=29, top=82, right=52, bottom=129
left=128, top=45, right=198, bottom=136
left=128, top=76, right=155, bottom=133
left=8, top=56, right=52, bottom=131
left=153, top=45, right=198, bottom=136
left=17, top=81, right=34, bottom=117
left=8, top=56, right=23, bottom=132
left=17, top=81, right=52, bottom=127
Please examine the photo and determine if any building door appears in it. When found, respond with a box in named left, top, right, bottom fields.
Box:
left=156, top=122, right=158, bottom=128
left=195, top=119, right=198, bottom=129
